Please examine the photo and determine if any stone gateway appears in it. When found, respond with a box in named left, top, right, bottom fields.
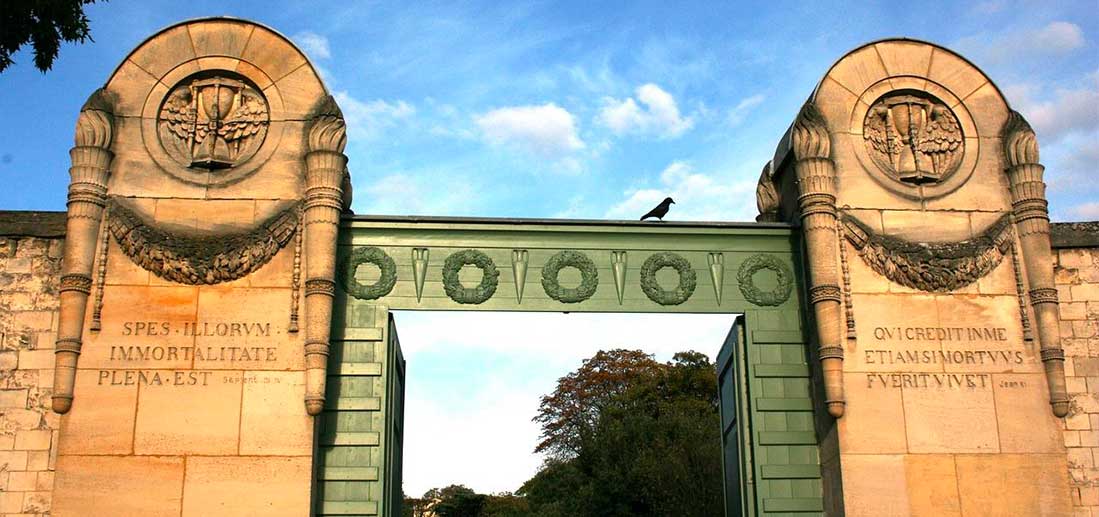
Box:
left=0, top=17, right=1093, bottom=517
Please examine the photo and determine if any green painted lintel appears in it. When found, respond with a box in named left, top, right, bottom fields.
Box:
left=332, top=327, right=384, bottom=341
left=753, top=364, right=809, bottom=377
left=320, top=467, right=380, bottom=481
left=319, top=500, right=379, bottom=515
left=762, top=497, right=824, bottom=512
left=320, top=432, right=381, bottom=446
left=751, top=330, right=803, bottom=343
left=330, top=362, right=383, bottom=376
left=755, top=398, right=813, bottom=411
left=760, top=464, right=822, bottom=479
left=757, top=431, right=817, bottom=445
left=330, top=397, right=382, bottom=411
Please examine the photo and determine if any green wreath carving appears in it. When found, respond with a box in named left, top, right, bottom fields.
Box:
left=541, top=250, right=599, bottom=303
left=341, top=246, right=398, bottom=300
left=442, top=249, right=499, bottom=304
left=737, top=253, right=793, bottom=306
left=640, top=252, right=697, bottom=305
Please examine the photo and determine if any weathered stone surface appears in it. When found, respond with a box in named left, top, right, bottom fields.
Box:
left=52, top=455, right=184, bottom=517
left=181, top=456, right=311, bottom=516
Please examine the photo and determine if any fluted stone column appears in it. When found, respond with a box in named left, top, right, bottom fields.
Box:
left=792, top=103, right=845, bottom=418
left=1003, top=111, right=1069, bottom=418
left=303, top=97, right=348, bottom=415
left=53, top=90, right=114, bottom=414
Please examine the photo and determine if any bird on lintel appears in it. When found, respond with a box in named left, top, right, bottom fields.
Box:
left=640, top=197, right=675, bottom=222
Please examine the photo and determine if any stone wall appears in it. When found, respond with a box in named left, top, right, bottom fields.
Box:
left=1054, top=222, right=1099, bottom=513
left=0, top=222, right=65, bottom=516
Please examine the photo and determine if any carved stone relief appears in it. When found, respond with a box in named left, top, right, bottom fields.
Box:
left=736, top=253, right=793, bottom=307
left=442, top=249, right=499, bottom=304
left=541, top=250, right=599, bottom=304
left=340, top=246, right=398, bottom=301
left=863, top=90, right=963, bottom=186
left=640, top=252, right=697, bottom=306
left=107, top=199, right=299, bottom=285
left=158, top=72, right=270, bottom=170
left=840, top=212, right=1013, bottom=293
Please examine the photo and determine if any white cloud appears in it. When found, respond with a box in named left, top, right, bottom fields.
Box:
left=475, top=103, right=585, bottom=158
left=1004, top=75, right=1099, bottom=141
left=1069, top=202, right=1099, bottom=219
left=1029, top=21, right=1086, bottom=54
left=598, top=84, right=694, bottom=138
left=293, top=31, right=332, bottom=60
left=356, top=172, right=476, bottom=216
left=955, top=21, right=1086, bottom=64
left=604, top=161, right=757, bottom=221
left=727, top=94, right=766, bottom=127
left=333, top=92, right=416, bottom=140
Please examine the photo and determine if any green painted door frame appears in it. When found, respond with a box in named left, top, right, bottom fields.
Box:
left=316, top=215, right=822, bottom=516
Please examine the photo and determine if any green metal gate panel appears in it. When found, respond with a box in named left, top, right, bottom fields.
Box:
left=741, top=308, right=824, bottom=516
left=318, top=305, right=404, bottom=516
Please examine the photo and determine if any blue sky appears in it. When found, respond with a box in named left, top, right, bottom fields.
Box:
left=1, top=0, right=1096, bottom=495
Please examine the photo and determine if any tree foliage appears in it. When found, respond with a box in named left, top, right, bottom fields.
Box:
left=521, top=350, right=724, bottom=516
left=532, top=349, right=661, bottom=459
left=1, top=0, right=99, bottom=73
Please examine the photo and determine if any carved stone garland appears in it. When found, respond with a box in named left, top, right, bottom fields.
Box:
left=442, top=250, right=499, bottom=304
left=107, top=199, right=300, bottom=285
left=53, top=90, right=114, bottom=414
left=1002, top=111, right=1069, bottom=417
left=302, top=96, right=349, bottom=416
left=640, top=252, right=697, bottom=306
left=736, top=254, right=794, bottom=307
left=541, top=250, right=599, bottom=303
left=340, top=246, right=398, bottom=300
left=839, top=212, right=1014, bottom=293
left=791, top=102, right=845, bottom=418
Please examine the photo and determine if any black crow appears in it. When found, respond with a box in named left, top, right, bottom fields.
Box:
left=640, top=197, right=675, bottom=221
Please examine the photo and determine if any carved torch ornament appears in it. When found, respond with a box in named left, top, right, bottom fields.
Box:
left=792, top=103, right=845, bottom=418
left=1003, top=111, right=1069, bottom=417
left=303, top=96, right=349, bottom=415
left=53, top=90, right=115, bottom=414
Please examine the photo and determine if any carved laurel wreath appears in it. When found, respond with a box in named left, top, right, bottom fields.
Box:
left=737, top=254, right=794, bottom=307
left=640, top=252, right=697, bottom=305
left=107, top=199, right=299, bottom=285
left=442, top=249, right=499, bottom=304
left=541, top=250, right=599, bottom=303
left=840, top=213, right=1013, bottom=292
left=340, top=246, right=398, bottom=300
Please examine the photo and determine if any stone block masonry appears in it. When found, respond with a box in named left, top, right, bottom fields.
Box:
left=0, top=231, right=65, bottom=517
left=1053, top=224, right=1099, bottom=514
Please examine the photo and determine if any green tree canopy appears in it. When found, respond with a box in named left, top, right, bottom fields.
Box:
left=1, top=0, right=99, bottom=73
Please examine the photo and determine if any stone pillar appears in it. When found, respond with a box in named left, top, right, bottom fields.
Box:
left=1002, top=111, right=1070, bottom=417
left=303, top=97, right=348, bottom=415
left=792, top=102, right=846, bottom=418
left=52, top=90, right=113, bottom=414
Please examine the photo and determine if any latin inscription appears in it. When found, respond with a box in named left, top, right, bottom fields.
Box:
left=871, top=326, right=1008, bottom=342
left=97, top=320, right=281, bottom=387
left=864, top=349, right=1024, bottom=366
left=864, top=322, right=1032, bottom=390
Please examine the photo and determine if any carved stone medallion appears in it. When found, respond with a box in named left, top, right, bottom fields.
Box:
left=157, top=72, right=270, bottom=172
left=863, top=90, right=963, bottom=186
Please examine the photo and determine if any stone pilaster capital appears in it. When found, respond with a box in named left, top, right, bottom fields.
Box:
left=792, top=102, right=831, bottom=162
left=1003, top=110, right=1040, bottom=168
left=74, top=89, right=114, bottom=149
left=308, top=95, right=348, bottom=154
